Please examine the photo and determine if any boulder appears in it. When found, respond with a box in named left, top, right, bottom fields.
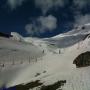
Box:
left=73, top=51, right=90, bottom=68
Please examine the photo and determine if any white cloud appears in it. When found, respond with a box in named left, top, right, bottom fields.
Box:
left=38, top=15, right=57, bottom=30
left=25, top=24, right=39, bottom=35
left=35, top=0, right=66, bottom=14
left=74, top=14, right=90, bottom=26
left=73, top=0, right=90, bottom=9
left=72, top=0, right=90, bottom=27
left=25, top=15, right=57, bottom=36
left=7, top=0, right=25, bottom=10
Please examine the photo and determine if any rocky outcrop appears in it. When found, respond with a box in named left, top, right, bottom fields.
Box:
left=73, top=51, right=90, bottom=68
left=0, top=32, right=12, bottom=38
left=7, top=80, right=66, bottom=90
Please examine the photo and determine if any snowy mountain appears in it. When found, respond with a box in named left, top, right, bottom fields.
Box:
left=11, top=32, right=24, bottom=41
left=0, top=23, right=90, bottom=90
left=44, top=23, right=90, bottom=48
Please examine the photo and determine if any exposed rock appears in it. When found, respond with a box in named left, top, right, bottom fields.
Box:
left=41, top=80, right=66, bottom=90
left=73, top=51, right=90, bottom=68
left=7, top=80, right=66, bottom=90
left=35, top=73, right=41, bottom=77
left=0, top=32, right=12, bottom=38
left=13, top=80, right=42, bottom=90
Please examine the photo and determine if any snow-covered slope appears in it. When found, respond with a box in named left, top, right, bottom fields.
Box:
left=0, top=36, right=44, bottom=87
left=6, top=35, right=90, bottom=90
left=11, top=32, right=24, bottom=41
left=44, top=23, right=90, bottom=48
left=53, top=23, right=90, bottom=38
left=0, top=23, right=90, bottom=90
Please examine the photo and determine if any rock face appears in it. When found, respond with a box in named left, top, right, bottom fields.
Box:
left=0, top=32, right=12, bottom=38
left=7, top=80, right=66, bottom=90
left=73, top=51, right=90, bottom=68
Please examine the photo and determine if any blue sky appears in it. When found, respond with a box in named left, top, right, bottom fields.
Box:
left=0, top=0, right=90, bottom=38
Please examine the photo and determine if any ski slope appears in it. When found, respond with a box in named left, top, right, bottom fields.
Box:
left=6, top=36, right=90, bottom=90
left=0, top=23, right=90, bottom=90
left=0, top=36, right=44, bottom=87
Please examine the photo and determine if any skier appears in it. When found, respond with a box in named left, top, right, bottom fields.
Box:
left=59, top=50, right=61, bottom=54
left=43, top=50, right=44, bottom=54
left=2, top=64, right=4, bottom=67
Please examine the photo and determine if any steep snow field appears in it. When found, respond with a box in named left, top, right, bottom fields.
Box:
left=8, top=37, right=90, bottom=89
left=44, top=24, right=90, bottom=48
left=0, top=36, right=44, bottom=87
left=0, top=23, right=90, bottom=90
